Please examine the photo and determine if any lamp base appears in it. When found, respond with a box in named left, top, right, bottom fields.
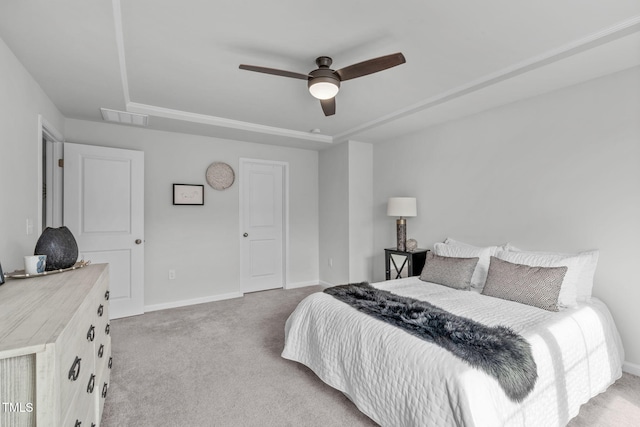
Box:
left=396, top=218, right=406, bottom=251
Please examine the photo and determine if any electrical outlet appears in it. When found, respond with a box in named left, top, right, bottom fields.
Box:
left=328, top=258, right=333, bottom=268
left=168, top=269, right=176, bottom=280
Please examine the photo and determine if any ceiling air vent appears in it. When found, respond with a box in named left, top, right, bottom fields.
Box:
left=100, top=108, right=149, bottom=126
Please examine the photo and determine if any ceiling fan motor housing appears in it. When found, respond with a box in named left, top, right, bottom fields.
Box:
left=315, top=56, right=333, bottom=68
left=308, top=69, right=341, bottom=87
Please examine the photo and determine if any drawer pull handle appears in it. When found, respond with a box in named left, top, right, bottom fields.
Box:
left=108, top=357, right=113, bottom=369
left=75, top=421, right=82, bottom=427
left=87, top=374, right=96, bottom=393
left=97, top=304, right=104, bottom=317
left=87, top=325, right=95, bottom=342
left=68, top=356, right=81, bottom=381
left=91, top=424, right=96, bottom=427
left=105, top=323, right=110, bottom=335
left=102, top=382, right=108, bottom=398
left=105, top=290, right=110, bottom=300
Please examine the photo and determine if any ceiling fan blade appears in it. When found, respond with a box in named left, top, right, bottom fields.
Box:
left=335, top=52, right=406, bottom=81
left=239, top=64, right=309, bottom=80
left=320, top=98, right=336, bottom=116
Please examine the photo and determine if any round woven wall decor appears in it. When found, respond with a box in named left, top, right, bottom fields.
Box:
left=206, top=162, right=235, bottom=190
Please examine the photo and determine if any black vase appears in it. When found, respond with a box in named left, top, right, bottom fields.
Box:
left=34, top=226, right=79, bottom=271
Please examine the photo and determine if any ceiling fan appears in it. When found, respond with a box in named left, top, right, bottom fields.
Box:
left=239, top=52, right=406, bottom=116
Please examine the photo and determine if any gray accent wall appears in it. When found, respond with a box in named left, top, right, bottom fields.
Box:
left=372, top=65, right=640, bottom=369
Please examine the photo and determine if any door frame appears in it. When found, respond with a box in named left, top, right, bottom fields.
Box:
left=238, top=158, right=289, bottom=292
left=37, top=115, right=64, bottom=234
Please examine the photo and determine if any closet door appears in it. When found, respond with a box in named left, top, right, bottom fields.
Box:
left=240, top=159, right=287, bottom=293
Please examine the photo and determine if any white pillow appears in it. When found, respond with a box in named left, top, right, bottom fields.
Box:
left=496, top=249, right=599, bottom=307
left=434, top=240, right=499, bottom=290
left=445, top=238, right=509, bottom=252
left=501, top=247, right=599, bottom=302
left=573, top=251, right=599, bottom=301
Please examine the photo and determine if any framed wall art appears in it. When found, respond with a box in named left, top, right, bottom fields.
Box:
left=173, top=184, right=204, bottom=205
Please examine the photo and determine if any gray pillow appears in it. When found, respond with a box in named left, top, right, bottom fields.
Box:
left=482, top=256, right=567, bottom=311
left=419, top=252, right=479, bottom=290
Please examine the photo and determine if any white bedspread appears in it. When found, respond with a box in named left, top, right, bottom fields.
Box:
left=282, top=277, right=624, bottom=427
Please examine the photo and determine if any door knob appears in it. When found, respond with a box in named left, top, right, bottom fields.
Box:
left=135, top=239, right=142, bottom=244
left=243, top=233, right=248, bottom=237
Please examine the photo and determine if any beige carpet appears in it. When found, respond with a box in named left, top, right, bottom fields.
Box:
left=102, top=285, right=640, bottom=427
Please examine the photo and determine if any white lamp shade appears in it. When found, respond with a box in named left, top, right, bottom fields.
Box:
left=308, top=81, right=340, bottom=100
left=387, top=197, right=417, bottom=217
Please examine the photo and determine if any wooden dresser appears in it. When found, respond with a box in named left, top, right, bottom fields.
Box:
left=0, top=264, right=112, bottom=427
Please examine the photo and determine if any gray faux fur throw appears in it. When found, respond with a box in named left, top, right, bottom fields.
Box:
left=324, top=282, right=537, bottom=402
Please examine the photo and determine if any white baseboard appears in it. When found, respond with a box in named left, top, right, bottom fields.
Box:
left=623, top=361, right=640, bottom=377
left=318, top=280, right=333, bottom=288
left=144, top=292, right=243, bottom=313
left=286, top=280, right=321, bottom=289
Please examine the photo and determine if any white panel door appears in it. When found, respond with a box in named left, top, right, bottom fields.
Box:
left=64, top=143, right=144, bottom=319
left=240, top=159, right=286, bottom=293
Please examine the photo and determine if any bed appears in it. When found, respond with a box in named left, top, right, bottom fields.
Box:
left=282, top=271, right=624, bottom=426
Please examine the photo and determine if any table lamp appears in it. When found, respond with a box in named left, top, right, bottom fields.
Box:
left=387, top=197, right=417, bottom=251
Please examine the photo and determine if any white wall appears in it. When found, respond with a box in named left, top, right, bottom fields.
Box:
left=319, top=142, right=349, bottom=285
left=348, top=141, right=373, bottom=283
left=64, top=119, right=319, bottom=308
left=319, top=140, right=374, bottom=285
left=373, top=66, right=640, bottom=368
left=0, top=37, right=65, bottom=272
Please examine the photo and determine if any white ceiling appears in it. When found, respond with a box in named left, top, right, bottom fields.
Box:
left=1, top=0, right=639, bottom=149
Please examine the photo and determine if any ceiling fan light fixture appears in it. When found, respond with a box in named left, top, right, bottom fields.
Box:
left=308, top=77, right=340, bottom=100
left=241, top=52, right=405, bottom=115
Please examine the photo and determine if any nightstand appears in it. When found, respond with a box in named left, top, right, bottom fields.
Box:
left=385, top=248, right=428, bottom=280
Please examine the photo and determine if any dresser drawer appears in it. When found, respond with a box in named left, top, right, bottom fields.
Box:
left=57, top=286, right=104, bottom=417
left=57, top=269, right=110, bottom=417
left=62, top=389, right=96, bottom=427
left=98, top=374, right=110, bottom=421
left=94, top=303, right=111, bottom=419
left=58, top=337, right=95, bottom=420
left=94, top=299, right=110, bottom=344
left=94, top=303, right=110, bottom=367
left=91, top=274, right=111, bottom=425
left=95, top=334, right=111, bottom=374
left=95, top=336, right=111, bottom=423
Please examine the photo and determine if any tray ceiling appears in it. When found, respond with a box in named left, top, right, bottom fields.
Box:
left=0, top=0, right=639, bottom=149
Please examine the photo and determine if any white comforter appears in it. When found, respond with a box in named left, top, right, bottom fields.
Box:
left=282, top=277, right=624, bottom=427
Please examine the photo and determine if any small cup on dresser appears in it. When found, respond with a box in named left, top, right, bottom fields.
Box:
left=24, top=255, right=46, bottom=275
